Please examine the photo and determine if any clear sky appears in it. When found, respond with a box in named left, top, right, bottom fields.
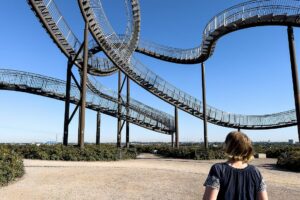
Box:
left=0, top=0, right=299, bottom=144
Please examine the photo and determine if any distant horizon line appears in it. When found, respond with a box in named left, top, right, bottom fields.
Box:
left=0, top=141, right=298, bottom=144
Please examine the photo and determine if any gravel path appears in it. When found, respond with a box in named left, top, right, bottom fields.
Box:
left=0, top=154, right=299, bottom=199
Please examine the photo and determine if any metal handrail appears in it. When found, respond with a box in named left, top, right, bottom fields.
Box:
left=88, top=0, right=300, bottom=63
left=87, top=75, right=175, bottom=128
left=81, top=0, right=298, bottom=128
left=0, top=69, right=174, bottom=133
left=28, top=0, right=174, bottom=128
left=30, top=0, right=118, bottom=75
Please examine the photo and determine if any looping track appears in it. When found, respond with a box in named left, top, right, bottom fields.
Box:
left=0, top=69, right=174, bottom=134
left=26, top=0, right=178, bottom=134
left=87, top=0, right=300, bottom=65
left=26, top=0, right=300, bottom=131
left=78, top=0, right=299, bottom=129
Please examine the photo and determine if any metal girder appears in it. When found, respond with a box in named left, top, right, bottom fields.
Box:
left=77, top=22, right=89, bottom=149
left=287, top=26, right=300, bottom=142
left=96, top=111, right=101, bottom=145
left=201, top=63, right=208, bottom=149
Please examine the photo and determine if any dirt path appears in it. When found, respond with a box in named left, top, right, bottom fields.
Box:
left=0, top=154, right=299, bottom=199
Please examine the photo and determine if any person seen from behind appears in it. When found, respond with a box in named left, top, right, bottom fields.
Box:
left=203, top=131, right=268, bottom=200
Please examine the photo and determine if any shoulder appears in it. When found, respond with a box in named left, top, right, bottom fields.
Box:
left=209, top=162, right=228, bottom=175
left=247, top=165, right=263, bottom=175
left=211, top=162, right=227, bottom=169
left=204, top=163, right=225, bottom=189
left=246, top=164, right=265, bottom=181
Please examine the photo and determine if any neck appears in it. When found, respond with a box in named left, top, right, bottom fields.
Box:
left=227, top=160, right=248, bottom=169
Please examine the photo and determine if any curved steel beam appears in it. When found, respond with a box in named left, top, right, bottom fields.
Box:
left=78, top=0, right=298, bottom=129
left=0, top=69, right=174, bottom=134
left=28, top=0, right=172, bottom=130
left=88, top=1, right=300, bottom=64
left=28, top=0, right=118, bottom=76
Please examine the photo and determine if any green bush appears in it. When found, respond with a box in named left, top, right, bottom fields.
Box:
left=2, top=144, right=137, bottom=161
left=265, top=146, right=300, bottom=158
left=266, top=148, right=288, bottom=158
left=277, top=151, right=300, bottom=172
left=135, top=144, right=226, bottom=160
left=0, top=147, right=24, bottom=186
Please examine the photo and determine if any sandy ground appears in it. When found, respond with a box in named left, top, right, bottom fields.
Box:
left=0, top=154, right=299, bottom=200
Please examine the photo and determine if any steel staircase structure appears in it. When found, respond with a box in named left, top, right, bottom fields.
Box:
left=88, top=1, right=300, bottom=64
left=27, top=0, right=158, bottom=147
left=87, top=75, right=173, bottom=128
left=77, top=0, right=300, bottom=130
left=28, top=0, right=119, bottom=76
left=0, top=69, right=174, bottom=134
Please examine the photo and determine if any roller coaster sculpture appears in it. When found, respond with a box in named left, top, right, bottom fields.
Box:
left=1, top=0, right=300, bottom=148
left=0, top=69, right=174, bottom=133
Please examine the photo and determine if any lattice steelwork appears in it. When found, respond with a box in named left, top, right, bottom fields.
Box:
left=25, top=0, right=300, bottom=130
left=78, top=0, right=299, bottom=129
left=0, top=69, right=174, bottom=134
left=28, top=0, right=118, bottom=76
left=90, top=0, right=300, bottom=64
left=87, top=75, right=174, bottom=128
left=28, top=0, right=160, bottom=126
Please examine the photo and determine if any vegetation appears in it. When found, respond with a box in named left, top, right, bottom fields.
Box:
left=252, top=143, right=300, bottom=158
left=135, top=143, right=298, bottom=160
left=0, top=142, right=299, bottom=179
left=277, top=151, right=300, bottom=172
left=253, top=143, right=300, bottom=172
left=1, top=144, right=137, bottom=161
left=0, top=146, right=24, bottom=186
left=135, top=144, right=226, bottom=160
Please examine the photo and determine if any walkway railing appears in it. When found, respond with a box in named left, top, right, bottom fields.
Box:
left=29, top=0, right=118, bottom=75
left=79, top=0, right=298, bottom=129
left=89, top=0, right=300, bottom=63
left=0, top=69, right=174, bottom=133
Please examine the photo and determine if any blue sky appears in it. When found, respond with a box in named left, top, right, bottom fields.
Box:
left=0, top=0, right=299, bottom=144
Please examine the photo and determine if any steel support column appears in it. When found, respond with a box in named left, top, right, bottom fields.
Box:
left=175, top=106, right=179, bottom=148
left=63, top=59, right=72, bottom=146
left=117, top=70, right=122, bottom=148
left=201, top=63, right=208, bottom=149
left=288, top=26, right=300, bottom=142
left=171, top=133, right=174, bottom=148
left=78, top=22, right=89, bottom=149
left=126, top=76, right=130, bottom=148
left=96, top=111, right=101, bottom=145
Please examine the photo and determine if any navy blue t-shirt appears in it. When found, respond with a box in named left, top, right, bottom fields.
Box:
left=204, top=162, right=266, bottom=200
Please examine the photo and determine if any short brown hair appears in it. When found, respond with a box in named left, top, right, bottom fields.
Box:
left=224, top=131, right=254, bottom=162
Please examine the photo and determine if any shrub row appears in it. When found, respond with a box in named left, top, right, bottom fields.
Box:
left=0, top=147, right=24, bottom=186
left=136, top=143, right=300, bottom=160
left=253, top=144, right=300, bottom=158
left=2, top=144, right=137, bottom=161
left=266, top=147, right=300, bottom=158
left=135, top=145, right=226, bottom=160
left=277, top=151, right=300, bottom=172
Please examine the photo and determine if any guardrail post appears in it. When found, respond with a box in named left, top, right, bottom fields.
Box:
left=126, top=76, right=130, bottom=148
left=78, top=22, right=89, bottom=149
left=175, top=106, right=179, bottom=148
left=201, top=63, right=209, bottom=149
left=96, top=111, right=101, bottom=145
left=287, top=26, right=300, bottom=143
